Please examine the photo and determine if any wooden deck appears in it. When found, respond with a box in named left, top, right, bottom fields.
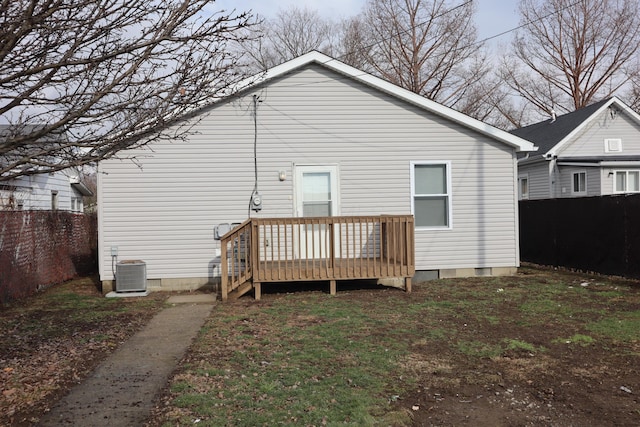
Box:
left=220, top=215, right=415, bottom=300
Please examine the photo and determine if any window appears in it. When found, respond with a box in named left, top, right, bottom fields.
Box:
left=518, top=175, right=529, bottom=200
left=572, top=171, right=586, bottom=195
left=411, top=162, right=451, bottom=228
left=51, top=191, right=59, bottom=210
left=614, top=171, right=640, bottom=193
left=71, top=197, right=83, bottom=213
left=605, top=138, right=622, bottom=153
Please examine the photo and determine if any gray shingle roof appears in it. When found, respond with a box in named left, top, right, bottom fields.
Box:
left=510, top=98, right=612, bottom=156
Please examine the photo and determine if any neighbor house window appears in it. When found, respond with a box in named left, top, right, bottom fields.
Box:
left=51, top=191, right=59, bottom=210
left=572, top=171, right=586, bottom=195
left=614, top=171, right=640, bottom=193
left=71, top=197, right=83, bottom=213
left=605, top=138, right=622, bottom=153
left=411, top=162, right=451, bottom=228
left=518, top=175, right=529, bottom=200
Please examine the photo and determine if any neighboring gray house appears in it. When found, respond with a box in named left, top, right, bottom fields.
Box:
left=512, top=97, right=640, bottom=200
left=97, top=51, right=535, bottom=293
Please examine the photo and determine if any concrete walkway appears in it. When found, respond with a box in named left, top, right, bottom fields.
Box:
left=38, top=294, right=216, bottom=426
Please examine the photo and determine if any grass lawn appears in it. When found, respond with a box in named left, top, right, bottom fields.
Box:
left=148, top=265, right=640, bottom=426
left=1, top=266, right=638, bottom=426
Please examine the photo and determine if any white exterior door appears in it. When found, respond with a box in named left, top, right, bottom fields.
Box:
left=294, top=165, right=339, bottom=258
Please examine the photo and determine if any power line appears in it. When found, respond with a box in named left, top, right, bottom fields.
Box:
left=473, top=0, right=583, bottom=47
left=329, top=0, right=584, bottom=65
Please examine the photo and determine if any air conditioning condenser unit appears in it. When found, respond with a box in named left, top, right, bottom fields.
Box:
left=115, top=260, right=147, bottom=292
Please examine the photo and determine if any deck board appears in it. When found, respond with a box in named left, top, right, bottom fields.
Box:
left=255, top=258, right=410, bottom=282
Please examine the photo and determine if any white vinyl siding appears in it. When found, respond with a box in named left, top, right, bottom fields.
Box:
left=554, top=166, right=600, bottom=198
left=518, top=174, right=529, bottom=200
left=559, top=112, right=640, bottom=157
left=517, top=162, right=549, bottom=200
left=1, top=172, right=74, bottom=210
left=98, top=64, right=521, bottom=282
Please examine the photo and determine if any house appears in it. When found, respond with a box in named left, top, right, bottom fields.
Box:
left=0, top=171, right=93, bottom=212
left=97, top=51, right=536, bottom=296
left=511, top=97, right=640, bottom=200
left=0, top=125, right=94, bottom=211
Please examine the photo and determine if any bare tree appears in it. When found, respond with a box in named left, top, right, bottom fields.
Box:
left=337, top=16, right=375, bottom=71
left=349, top=0, right=486, bottom=110
left=242, top=7, right=337, bottom=72
left=501, top=0, right=640, bottom=119
left=0, top=0, right=256, bottom=181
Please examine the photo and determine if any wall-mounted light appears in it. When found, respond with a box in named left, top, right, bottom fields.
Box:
left=278, top=170, right=286, bottom=181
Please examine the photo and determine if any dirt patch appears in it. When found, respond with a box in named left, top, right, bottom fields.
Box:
left=390, top=269, right=640, bottom=426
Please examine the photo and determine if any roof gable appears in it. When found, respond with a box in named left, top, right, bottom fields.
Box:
left=510, top=97, right=640, bottom=157
left=229, top=51, right=536, bottom=153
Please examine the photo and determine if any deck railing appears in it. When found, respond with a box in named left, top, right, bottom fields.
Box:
left=220, top=219, right=253, bottom=301
left=220, top=215, right=414, bottom=300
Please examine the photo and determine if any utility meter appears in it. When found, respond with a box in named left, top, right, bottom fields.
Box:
left=251, top=192, right=262, bottom=212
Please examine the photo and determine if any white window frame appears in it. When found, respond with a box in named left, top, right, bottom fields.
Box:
left=51, top=190, right=59, bottom=211
left=410, top=161, right=452, bottom=230
left=518, top=174, right=529, bottom=200
left=613, top=170, right=640, bottom=194
left=572, top=171, right=587, bottom=195
left=293, top=164, right=340, bottom=217
left=604, top=138, right=622, bottom=153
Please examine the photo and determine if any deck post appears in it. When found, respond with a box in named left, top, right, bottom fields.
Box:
left=221, top=241, right=228, bottom=301
left=254, top=282, right=261, bottom=300
left=251, top=220, right=259, bottom=282
left=329, top=280, right=336, bottom=295
left=405, top=277, right=412, bottom=293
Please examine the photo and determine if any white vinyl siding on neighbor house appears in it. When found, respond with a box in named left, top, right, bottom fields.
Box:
left=559, top=112, right=640, bottom=158
left=518, top=174, right=529, bottom=200
left=98, top=64, right=521, bottom=283
left=0, top=172, right=74, bottom=210
left=553, top=166, right=600, bottom=198
left=517, top=162, right=549, bottom=200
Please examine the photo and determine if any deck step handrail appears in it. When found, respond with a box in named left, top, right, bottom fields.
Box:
left=219, top=218, right=253, bottom=301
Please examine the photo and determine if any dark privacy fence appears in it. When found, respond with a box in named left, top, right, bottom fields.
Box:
left=519, top=194, right=640, bottom=278
left=0, top=211, right=97, bottom=303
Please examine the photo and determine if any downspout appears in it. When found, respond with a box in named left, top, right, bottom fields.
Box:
left=547, top=154, right=557, bottom=198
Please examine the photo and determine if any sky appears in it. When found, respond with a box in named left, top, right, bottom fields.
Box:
left=215, top=0, right=521, bottom=44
